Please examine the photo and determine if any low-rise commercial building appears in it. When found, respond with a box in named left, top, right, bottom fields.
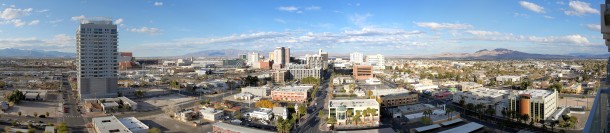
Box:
left=507, top=89, right=558, bottom=121
left=92, top=116, right=149, bottom=133
left=562, top=83, right=582, bottom=94
left=241, top=86, right=271, bottom=97
left=200, top=107, right=223, bottom=122
left=457, top=82, right=483, bottom=92
left=377, top=92, right=419, bottom=107
left=212, top=122, right=274, bottom=133
left=328, top=99, right=380, bottom=126
left=353, top=65, right=373, bottom=80
left=271, top=86, right=311, bottom=103
left=247, top=108, right=273, bottom=121
left=452, top=88, right=509, bottom=108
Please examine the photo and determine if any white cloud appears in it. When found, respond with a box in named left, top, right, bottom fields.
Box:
left=459, top=32, right=595, bottom=46
left=304, top=6, right=321, bottom=10
left=564, top=1, right=598, bottom=16
left=49, top=19, right=63, bottom=24
left=585, top=24, right=601, bottom=31
left=115, top=18, right=123, bottom=25
left=36, top=9, right=48, bottom=13
left=349, top=13, right=372, bottom=26
left=274, top=18, right=286, bottom=24
left=0, top=8, right=33, bottom=19
left=71, top=15, right=86, bottom=22
left=129, top=27, right=160, bottom=35
left=277, top=6, right=299, bottom=12
left=0, top=19, right=25, bottom=27
left=465, top=30, right=501, bottom=36
left=343, top=27, right=424, bottom=36
left=415, top=22, right=473, bottom=30
left=154, top=2, right=163, bottom=6
left=543, top=15, right=554, bottom=19
left=28, top=20, right=39, bottom=25
left=0, top=34, right=75, bottom=51
left=519, top=1, right=545, bottom=13
left=513, top=13, right=529, bottom=17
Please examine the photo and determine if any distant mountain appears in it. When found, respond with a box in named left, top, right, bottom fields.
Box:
left=567, top=53, right=610, bottom=58
left=183, top=49, right=261, bottom=57
left=428, top=48, right=576, bottom=59
left=0, top=48, right=75, bottom=58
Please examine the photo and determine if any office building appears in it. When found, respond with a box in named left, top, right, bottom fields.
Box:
left=452, top=88, right=509, bottom=109
left=92, top=116, right=149, bottom=133
left=287, top=64, right=323, bottom=80
left=77, top=18, right=119, bottom=99
left=272, top=70, right=288, bottom=83
left=241, top=86, right=271, bottom=97
left=353, top=65, right=373, bottom=80
left=350, top=52, right=364, bottom=64
left=365, top=54, right=385, bottom=66
left=212, top=122, right=273, bottom=133
left=305, top=54, right=324, bottom=69
left=247, top=52, right=259, bottom=66
left=507, top=89, right=558, bottom=121
left=373, top=89, right=419, bottom=107
left=272, top=47, right=290, bottom=69
left=328, top=99, right=380, bottom=126
left=271, top=86, right=311, bottom=103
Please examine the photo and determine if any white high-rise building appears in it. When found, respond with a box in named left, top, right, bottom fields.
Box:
left=247, top=52, right=259, bottom=66
left=365, top=54, right=385, bottom=66
left=272, top=47, right=290, bottom=69
left=305, top=54, right=323, bottom=69
left=77, top=18, right=119, bottom=99
left=350, top=52, right=364, bottom=64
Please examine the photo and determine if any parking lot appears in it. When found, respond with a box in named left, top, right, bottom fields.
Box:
left=6, top=101, right=60, bottom=118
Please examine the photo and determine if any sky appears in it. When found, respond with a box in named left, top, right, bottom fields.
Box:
left=0, top=0, right=605, bottom=57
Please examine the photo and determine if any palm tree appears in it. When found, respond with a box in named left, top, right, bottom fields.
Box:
left=446, top=108, right=454, bottom=120
left=475, top=104, right=484, bottom=118
left=352, top=111, right=362, bottom=126
left=466, top=103, right=474, bottom=115
left=361, top=109, right=370, bottom=125
left=550, top=121, right=557, bottom=132
left=369, top=108, right=377, bottom=124
left=346, top=109, right=354, bottom=124
left=276, top=117, right=285, bottom=133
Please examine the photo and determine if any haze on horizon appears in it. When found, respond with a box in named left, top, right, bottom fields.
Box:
left=0, top=0, right=604, bottom=57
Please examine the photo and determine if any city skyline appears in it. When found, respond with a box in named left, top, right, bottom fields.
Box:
left=0, top=0, right=604, bottom=57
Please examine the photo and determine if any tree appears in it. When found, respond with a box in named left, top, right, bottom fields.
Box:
left=446, top=108, right=454, bottom=120
left=346, top=109, right=354, bottom=124
left=550, top=83, right=563, bottom=93
left=475, top=104, right=484, bottom=118
left=276, top=117, right=285, bottom=133
left=466, top=103, right=474, bottom=115
left=0, top=81, right=5, bottom=88
left=33, top=112, right=38, bottom=117
left=550, top=121, right=557, bottom=132
left=366, top=90, right=373, bottom=99
left=57, top=122, right=69, bottom=133
left=27, top=128, right=35, bottom=133
left=326, top=117, right=337, bottom=125
left=352, top=111, right=362, bottom=126
left=6, top=90, right=25, bottom=104
left=135, top=90, right=146, bottom=98
left=297, top=104, right=306, bottom=118
left=18, top=111, right=22, bottom=117
left=149, top=127, right=162, bottom=133
left=255, top=100, right=274, bottom=108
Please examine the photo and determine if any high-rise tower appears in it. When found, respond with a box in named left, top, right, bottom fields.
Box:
left=76, top=18, right=119, bottom=99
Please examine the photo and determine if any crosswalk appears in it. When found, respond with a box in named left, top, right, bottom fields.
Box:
left=63, top=115, right=81, bottom=118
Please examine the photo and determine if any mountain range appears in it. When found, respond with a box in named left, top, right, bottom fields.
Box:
left=0, top=48, right=607, bottom=59
left=425, top=48, right=579, bottom=59
left=0, top=48, right=75, bottom=58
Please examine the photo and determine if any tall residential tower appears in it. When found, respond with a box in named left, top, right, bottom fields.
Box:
left=76, top=18, right=119, bottom=99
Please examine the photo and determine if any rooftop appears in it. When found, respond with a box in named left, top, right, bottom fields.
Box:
left=465, top=88, right=509, bottom=98
left=212, top=122, right=274, bottom=133
left=329, top=99, right=380, bottom=108
left=92, top=116, right=131, bottom=133
left=118, top=117, right=149, bottom=132
left=273, top=86, right=312, bottom=92
left=515, top=89, right=555, bottom=98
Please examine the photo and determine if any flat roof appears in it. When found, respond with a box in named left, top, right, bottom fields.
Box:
left=92, top=116, right=131, bottom=133
left=273, top=86, right=312, bottom=92
left=440, top=118, right=463, bottom=126
left=118, top=117, right=149, bottom=132
left=212, top=122, right=273, bottom=133
left=516, top=89, right=555, bottom=98
left=438, top=122, right=484, bottom=133
left=336, top=127, right=398, bottom=133
left=329, top=99, right=380, bottom=108
left=414, top=124, right=441, bottom=132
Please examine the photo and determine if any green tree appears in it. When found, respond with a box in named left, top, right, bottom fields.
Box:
left=6, top=90, right=25, bottom=104
left=57, top=122, right=69, bottom=133
left=27, top=128, right=35, bottom=133
left=0, top=81, right=6, bottom=88
left=297, top=104, right=307, bottom=118
left=46, top=112, right=50, bottom=117
left=135, top=90, right=146, bottom=98
left=352, top=111, right=362, bottom=126
left=276, top=117, right=285, bottom=133
left=149, top=127, right=162, bottom=133
left=18, top=111, right=22, bottom=117
left=33, top=112, right=38, bottom=117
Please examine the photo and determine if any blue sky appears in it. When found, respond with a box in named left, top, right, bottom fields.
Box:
left=0, top=0, right=605, bottom=57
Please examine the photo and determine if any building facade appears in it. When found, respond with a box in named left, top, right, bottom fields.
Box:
left=365, top=54, right=385, bottom=66
left=271, top=86, right=311, bottom=102
left=247, top=52, right=259, bottom=67
left=328, top=99, right=380, bottom=126
left=241, top=86, right=271, bottom=97
left=77, top=18, right=119, bottom=99
left=350, top=52, right=364, bottom=64
left=507, top=89, right=558, bottom=121
left=272, top=47, right=290, bottom=69
left=353, top=65, right=373, bottom=80
left=377, top=92, right=419, bottom=107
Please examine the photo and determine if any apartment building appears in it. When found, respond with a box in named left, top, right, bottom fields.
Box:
left=77, top=18, right=119, bottom=99
left=271, top=86, right=312, bottom=103
left=452, top=88, right=509, bottom=108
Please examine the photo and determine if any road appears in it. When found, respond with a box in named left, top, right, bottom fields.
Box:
left=298, top=69, right=332, bottom=133
left=60, top=76, right=88, bottom=133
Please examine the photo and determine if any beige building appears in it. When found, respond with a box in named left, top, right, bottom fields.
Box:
left=328, top=99, right=380, bottom=127
left=353, top=65, right=373, bottom=80
left=271, top=86, right=311, bottom=103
